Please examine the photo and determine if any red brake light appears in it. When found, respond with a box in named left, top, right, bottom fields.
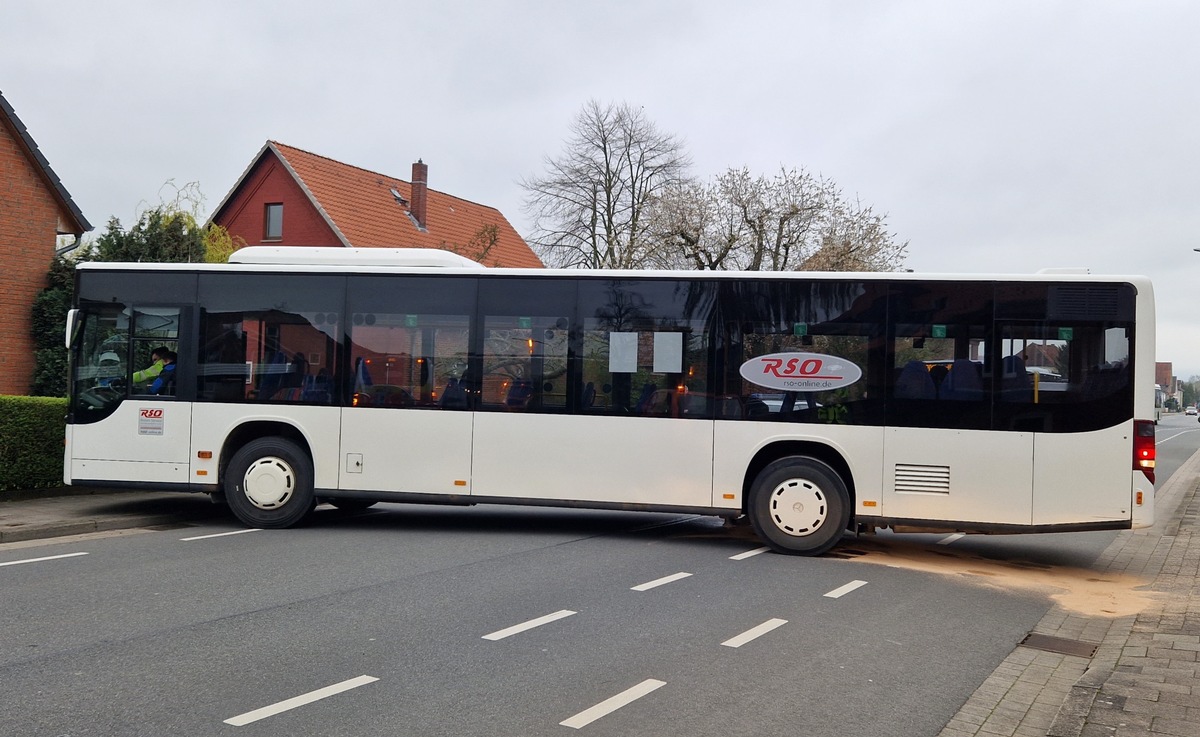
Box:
left=1133, top=420, right=1155, bottom=484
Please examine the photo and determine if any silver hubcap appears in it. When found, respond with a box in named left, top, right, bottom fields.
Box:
left=242, top=456, right=296, bottom=510
left=768, top=478, right=828, bottom=536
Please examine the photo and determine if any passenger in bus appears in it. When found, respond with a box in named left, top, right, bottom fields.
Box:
left=133, top=346, right=170, bottom=386
left=438, top=378, right=461, bottom=408
left=148, top=351, right=177, bottom=395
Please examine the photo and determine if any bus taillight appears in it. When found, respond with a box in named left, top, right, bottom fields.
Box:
left=1133, top=420, right=1155, bottom=484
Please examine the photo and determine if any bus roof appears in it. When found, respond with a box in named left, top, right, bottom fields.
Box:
left=75, top=247, right=1152, bottom=287
left=229, top=246, right=485, bottom=269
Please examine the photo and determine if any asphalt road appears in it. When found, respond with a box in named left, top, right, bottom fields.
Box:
left=2, top=421, right=1196, bottom=737
left=1155, top=411, right=1200, bottom=487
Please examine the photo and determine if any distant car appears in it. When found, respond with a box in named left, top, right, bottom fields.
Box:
left=1187, top=406, right=1198, bottom=416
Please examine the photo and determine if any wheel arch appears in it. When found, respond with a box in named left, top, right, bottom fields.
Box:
left=742, top=440, right=856, bottom=517
left=218, top=420, right=314, bottom=488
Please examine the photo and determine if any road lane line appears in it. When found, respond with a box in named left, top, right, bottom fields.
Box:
left=937, top=533, right=965, bottom=545
left=559, top=679, right=666, bottom=729
left=823, top=580, right=868, bottom=599
left=1156, top=429, right=1200, bottom=445
left=181, top=529, right=262, bottom=541
left=729, top=547, right=770, bottom=560
left=223, top=675, right=379, bottom=726
left=0, top=552, right=88, bottom=568
left=482, top=610, right=576, bottom=641
left=722, top=618, right=787, bottom=648
left=631, top=572, right=692, bottom=591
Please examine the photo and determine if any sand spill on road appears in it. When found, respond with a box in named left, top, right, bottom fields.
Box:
left=831, top=538, right=1158, bottom=617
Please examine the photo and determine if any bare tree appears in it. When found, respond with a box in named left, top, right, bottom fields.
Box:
left=442, top=223, right=500, bottom=265
left=648, top=166, right=907, bottom=272
left=522, top=100, right=692, bottom=269
left=802, top=196, right=908, bottom=271
left=647, top=176, right=749, bottom=271
left=723, top=166, right=832, bottom=271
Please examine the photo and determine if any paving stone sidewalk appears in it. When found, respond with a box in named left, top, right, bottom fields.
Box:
left=938, top=449, right=1200, bottom=737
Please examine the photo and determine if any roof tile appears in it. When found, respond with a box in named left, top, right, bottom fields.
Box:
left=269, top=142, right=541, bottom=268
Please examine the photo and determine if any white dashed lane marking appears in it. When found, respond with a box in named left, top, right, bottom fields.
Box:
left=0, top=551, right=88, bottom=568
left=823, top=580, right=868, bottom=599
left=181, top=529, right=262, bottom=541
left=559, top=679, right=667, bottom=729
left=482, top=610, right=577, bottom=641
left=631, top=572, right=692, bottom=591
left=721, top=618, right=787, bottom=648
left=224, top=675, right=379, bottom=726
left=729, top=547, right=770, bottom=560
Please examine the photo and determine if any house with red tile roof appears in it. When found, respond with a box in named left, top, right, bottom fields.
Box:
left=0, top=90, right=92, bottom=395
left=208, top=141, right=541, bottom=268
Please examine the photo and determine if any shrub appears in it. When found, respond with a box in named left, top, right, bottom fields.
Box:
left=0, top=395, right=66, bottom=492
left=30, top=255, right=76, bottom=397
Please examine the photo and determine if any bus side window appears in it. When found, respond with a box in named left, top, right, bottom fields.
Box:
left=129, top=307, right=181, bottom=398
left=196, top=273, right=343, bottom=405
left=480, top=316, right=568, bottom=412
left=348, top=315, right=470, bottom=409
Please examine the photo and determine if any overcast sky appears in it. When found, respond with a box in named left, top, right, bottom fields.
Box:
left=5, top=1, right=1199, bottom=378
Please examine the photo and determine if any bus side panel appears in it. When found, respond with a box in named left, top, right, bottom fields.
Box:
left=189, top=404, right=342, bottom=491
left=338, top=408, right=474, bottom=494
left=1031, top=424, right=1133, bottom=525
left=711, top=423, right=884, bottom=515
left=471, top=413, right=714, bottom=507
left=69, top=400, right=192, bottom=484
left=882, top=428, right=1033, bottom=525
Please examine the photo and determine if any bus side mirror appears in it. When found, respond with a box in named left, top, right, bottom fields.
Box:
left=65, top=309, right=79, bottom=349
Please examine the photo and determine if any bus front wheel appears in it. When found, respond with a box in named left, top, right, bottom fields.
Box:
left=225, top=438, right=316, bottom=529
left=748, top=457, right=850, bottom=556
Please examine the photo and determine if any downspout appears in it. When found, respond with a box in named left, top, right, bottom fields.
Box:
left=55, top=234, right=82, bottom=257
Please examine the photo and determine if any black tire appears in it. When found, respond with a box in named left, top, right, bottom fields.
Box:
left=748, top=456, right=851, bottom=556
left=326, top=499, right=378, bottom=512
left=224, top=437, right=316, bottom=529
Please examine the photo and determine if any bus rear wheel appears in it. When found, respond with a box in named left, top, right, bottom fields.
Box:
left=748, top=457, right=850, bottom=556
left=225, top=438, right=316, bottom=529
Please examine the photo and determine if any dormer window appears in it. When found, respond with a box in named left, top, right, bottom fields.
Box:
left=264, top=203, right=283, bottom=240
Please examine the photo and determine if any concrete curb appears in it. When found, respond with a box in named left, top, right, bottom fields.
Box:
left=0, top=490, right=223, bottom=545
left=0, top=514, right=189, bottom=543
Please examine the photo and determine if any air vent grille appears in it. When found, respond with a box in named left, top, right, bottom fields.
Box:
left=894, top=464, right=951, bottom=494
left=1047, top=286, right=1122, bottom=320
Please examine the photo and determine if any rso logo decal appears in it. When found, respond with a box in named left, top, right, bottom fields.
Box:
left=137, top=407, right=165, bottom=436
left=739, top=352, right=862, bottom=391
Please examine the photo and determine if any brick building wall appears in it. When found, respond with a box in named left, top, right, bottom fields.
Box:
left=218, top=157, right=340, bottom=246
left=0, top=121, right=66, bottom=396
left=1156, top=362, right=1173, bottom=391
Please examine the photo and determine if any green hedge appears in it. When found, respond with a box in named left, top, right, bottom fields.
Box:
left=0, top=395, right=67, bottom=492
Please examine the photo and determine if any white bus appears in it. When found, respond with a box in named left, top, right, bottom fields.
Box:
left=64, top=247, right=1157, bottom=555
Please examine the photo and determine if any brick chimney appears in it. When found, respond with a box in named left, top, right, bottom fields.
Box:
left=410, top=159, right=428, bottom=230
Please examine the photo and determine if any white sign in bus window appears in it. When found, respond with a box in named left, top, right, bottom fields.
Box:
left=653, top=333, right=683, bottom=373
left=609, top=332, right=637, bottom=373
